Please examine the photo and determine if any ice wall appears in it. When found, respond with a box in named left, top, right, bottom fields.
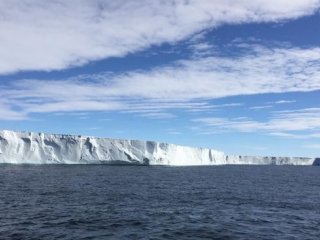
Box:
left=0, top=130, right=316, bottom=165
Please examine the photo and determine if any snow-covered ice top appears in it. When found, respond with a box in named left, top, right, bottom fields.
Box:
left=0, top=130, right=316, bottom=165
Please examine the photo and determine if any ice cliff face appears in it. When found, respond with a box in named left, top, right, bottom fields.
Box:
left=0, top=130, right=316, bottom=165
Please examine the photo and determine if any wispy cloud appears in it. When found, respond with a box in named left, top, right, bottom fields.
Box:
left=194, top=108, right=320, bottom=137
left=303, top=143, right=320, bottom=149
left=86, top=127, right=100, bottom=131
left=0, top=102, right=27, bottom=120
left=1, top=43, right=320, bottom=120
left=137, top=112, right=175, bottom=119
left=167, top=130, right=182, bottom=135
left=0, top=0, right=319, bottom=74
left=272, top=100, right=296, bottom=104
left=249, top=105, right=273, bottom=110
left=269, top=132, right=320, bottom=139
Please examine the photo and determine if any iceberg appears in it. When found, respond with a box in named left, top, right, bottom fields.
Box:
left=0, top=130, right=316, bottom=165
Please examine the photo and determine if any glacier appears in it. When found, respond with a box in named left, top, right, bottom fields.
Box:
left=0, top=130, right=317, bottom=165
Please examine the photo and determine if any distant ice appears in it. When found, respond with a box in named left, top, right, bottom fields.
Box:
left=0, top=130, right=315, bottom=165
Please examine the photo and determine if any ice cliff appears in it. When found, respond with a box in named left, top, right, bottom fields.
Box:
left=0, top=130, right=316, bottom=165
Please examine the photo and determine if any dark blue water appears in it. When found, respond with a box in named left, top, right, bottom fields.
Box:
left=0, top=165, right=319, bottom=240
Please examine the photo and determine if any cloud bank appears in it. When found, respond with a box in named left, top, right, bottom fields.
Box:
left=0, top=0, right=319, bottom=74
left=1, top=44, right=320, bottom=121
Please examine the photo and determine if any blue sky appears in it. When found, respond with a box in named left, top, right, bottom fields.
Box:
left=1, top=0, right=320, bottom=157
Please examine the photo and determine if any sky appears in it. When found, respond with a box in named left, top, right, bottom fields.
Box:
left=0, top=0, right=320, bottom=157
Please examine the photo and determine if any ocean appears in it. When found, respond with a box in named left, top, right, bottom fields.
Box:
left=0, top=165, right=319, bottom=239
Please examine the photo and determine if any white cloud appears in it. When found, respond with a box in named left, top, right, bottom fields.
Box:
left=137, top=112, right=175, bottom=119
left=0, top=103, right=27, bottom=120
left=273, top=100, right=296, bottom=104
left=86, top=127, right=101, bottom=131
left=24, top=100, right=125, bottom=113
left=0, top=44, right=320, bottom=120
left=269, top=132, right=320, bottom=138
left=0, top=0, right=319, bottom=74
left=249, top=105, right=273, bottom=110
left=303, top=143, right=320, bottom=149
left=167, top=130, right=182, bottom=135
left=99, top=46, right=320, bottom=100
left=194, top=108, right=320, bottom=135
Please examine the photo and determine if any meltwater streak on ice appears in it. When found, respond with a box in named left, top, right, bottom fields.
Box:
left=0, top=130, right=316, bottom=165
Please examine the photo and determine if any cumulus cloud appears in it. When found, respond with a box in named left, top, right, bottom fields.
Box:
left=0, top=0, right=319, bottom=74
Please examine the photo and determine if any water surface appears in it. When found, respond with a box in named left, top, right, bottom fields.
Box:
left=0, top=165, right=319, bottom=239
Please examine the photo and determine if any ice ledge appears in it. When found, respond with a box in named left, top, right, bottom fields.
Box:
left=0, top=130, right=316, bottom=165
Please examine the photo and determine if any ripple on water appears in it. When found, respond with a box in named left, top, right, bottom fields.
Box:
left=0, top=165, right=320, bottom=239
